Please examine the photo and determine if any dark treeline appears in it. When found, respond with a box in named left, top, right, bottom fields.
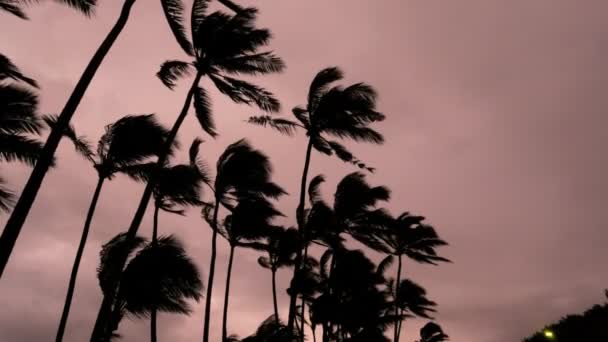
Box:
left=0, top=1, right=451, bottom=342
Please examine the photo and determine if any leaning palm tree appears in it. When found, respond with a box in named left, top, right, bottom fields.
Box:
left=387, top=278, right=437, bottom=342
left=0, top=0, right=249, bottom=278
left=199, top=139, right=285, bottom=342
left=374, top=213, right=449, bottom=342
left=97, top=233, right=203, bottom=342
left=249, top=67, right=385, bottom=330
left=257, top=226, right=298, bottom=324
left=53, top=114, right=170, bottom=342
left=0, top=56, right=43, bottom=212
left=0, top=0, right=95, bottom=19
left=216, top=198, right=283, bottom=341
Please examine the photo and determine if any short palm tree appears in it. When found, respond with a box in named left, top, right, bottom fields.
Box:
left=54, top=114, right=169, bottom=342
left=91, top=4, right=285, bottom=335
left=374, top=213, right=449, bottom=342
left=416, top=322, right=449, bottom=342
left=216, top=198, right=283, bottom=341
left=257, top=226, right=298, bottom=324
left=0, top=0, right=95, bottom=19
left=0, top=54, right=43, bottom=212
left=97, top=233, right=203, bottom=342
left=200, top=139, right=285, bottom=342
left=249, top=67, right=385, bottom=330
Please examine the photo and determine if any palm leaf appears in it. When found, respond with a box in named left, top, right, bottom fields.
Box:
left=307, top=174, right=325, bottom=205
left=157, top=60, right=192, bottom=90
left=308, top=67, right=343, bottom=112
left=247, top=115, right=300, bottom=136
left=0, top=175, right=15, bottom=212
left=42, top=114, right=94, bottom=162
left=190, top=0, right=209, bottom=38
left=188, top=138, right=212, bottom=186
left=209, top=74, right=280, bottom=112
left=0, top=134, right=42, bottom=166
left=0, top=84, right=40, bottom=134
left=376, top=255, right=394, bottom=277
left=97, top=233, right=147, bottom=296
left=218, top=52, right=285, bottom=75
left=0, top=53, right=37, bottom=87
left=193, top=86, right=217, bottom=137
left=160, top=0, right=194, bottom=56
left=0, top=0, right=27, bottom=19
left=53, top=0, right=96, bottom=15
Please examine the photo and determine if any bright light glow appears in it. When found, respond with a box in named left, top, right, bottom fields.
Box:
left=543, top=330, right=555, bottom=339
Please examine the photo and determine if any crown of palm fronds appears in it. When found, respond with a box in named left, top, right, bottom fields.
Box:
left=97, top=233, right=147, bottom=297
left=153, top=162, right=205, bottom=214
left=419, top=322, right=449, bottom=342
left=390, top=278, right=437, bottom=319
left=220, top=197, right=283, bottom=245
left=117, top=235, right=203, bottom=317
left=158, top=1, right=284, bottom=138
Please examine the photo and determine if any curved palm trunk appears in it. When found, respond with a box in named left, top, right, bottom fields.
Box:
left=287, top=138, right=314, bottom=331
left=271, top=268, right=279, bottom=325
left=0, top=0, right=138, bottom=278
left=202, top=199, right=220, bottom=342
left=221, top=245, right=235, bottom=342
left=393, top=255, right=402, bottom=342
left=55, top=176, right=105, bottom=342
left=90, top=73, right=203, bottom=342
left=151, top=204, right=160, bottom=342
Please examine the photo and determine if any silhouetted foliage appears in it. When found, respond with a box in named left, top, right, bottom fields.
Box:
left=416, top=322, right=449, bottom=342
left=0, top=0, right=96, bottom=19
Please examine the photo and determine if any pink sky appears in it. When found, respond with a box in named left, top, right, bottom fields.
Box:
left=2, top=1, right=608, bottom=341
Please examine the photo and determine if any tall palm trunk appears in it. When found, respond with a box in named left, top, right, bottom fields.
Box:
left=0, top=0, right=138, bottom=278
left=55, top=176, right=105, bottom=342
left=202, top=198, right=220, bottom=342
left=299, top=245, right=309, bottom=341
left=90, top=73, right=203, bottom=342
left=271, top=268, right=279, bottom=325
left=151, top=204, right=160, bottom=342
left=221, top=245, right=235, bottom=342
left=393, top=255, right=402, bottom=342
left=287, top=137, right=314, bottom=331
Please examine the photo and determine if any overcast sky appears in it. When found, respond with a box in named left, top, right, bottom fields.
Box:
left=1, top=1, right=608, bottom=341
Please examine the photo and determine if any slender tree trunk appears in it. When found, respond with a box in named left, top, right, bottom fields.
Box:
left=151, top=204, right=160, bottom=342
left=312, top=326, right=317, bottom=342
left=202, top=199, right=220, bottom=342
left=55, top=176, right=105, bottom=342
left=287, top=138, right=314, bottom=331
left=394, top=255, right=402, bottom=342
left=0, top=0, right=137, bottom=278
left=90, top=73, right=203, bottom=342
left=299, top=245, right=309, bottom=341
left=271, top=268, right=279, bottom=324
left=221, top=245, right=235, bottom=342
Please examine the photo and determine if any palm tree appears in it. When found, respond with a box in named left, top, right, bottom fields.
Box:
left=416, top=322, right=449, bottom=342
left=248, top=67, right=385, bottom=331
left=374, top=213, right=449, bottom=342
left=90, top=4, right=284, bottom=337
left=0, top=0, right=95, bottom=19
left=97, top=233, right=203, bottom=342
left=230, top=315, right=298, bottom=342
left=257, top=226, right=298, bottom=323
left=147, top=146, right=206, bottom=342
left=216, top=198, right=283, bottom=341
left=0, top=0, right=252, bottom=278
left=54, top=114, right=170, bottom=342
left=0, top=54, right=43, bottom=212
left=199, top=139, right=285, bottom=342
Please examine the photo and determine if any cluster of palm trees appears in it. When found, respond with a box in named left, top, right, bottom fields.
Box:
left=1, top=1, right=451, bottom=342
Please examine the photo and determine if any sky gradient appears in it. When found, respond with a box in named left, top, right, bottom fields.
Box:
left=1, top=1, right=608, bottom=341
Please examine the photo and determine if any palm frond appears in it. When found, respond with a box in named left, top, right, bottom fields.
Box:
left=97, top=233, right=148, bottom=296
left=376, top=255, right=394, bottom=277
left=154, top=164, right=204, bottom=211
left=190, top=0, right=209, bottom=38
left=193, top=86, right=217, bottom=137
left=323, top=125, right=384, bottom=144
left=420, top=322, right=449, bottom=342
left=308, top=67, right=343, bottom=112
left=0, top=53, right=38, bottom=87
left=218, top=52, right=285, bottom=76
left=43, top=114, right=95, bottom=162
left=291, top=106, right=310, bottom=128
left=310, top=135, right=333, bottom=155
left=160, top=0, right=194, bottom=56
left=0, top=176, right=15, bottom=212
left=247, top=115, right=300, bottom=136
left=209, top=74, right=280, bottom=112
left=0, top=0, right=27, bottom=19
left=307, top=174, right=325, bottom=205
left=0, top=134, right=42, bottom=166
left=0, top=84, right=40, bottom=134
left=188, top=138, right=212, bottom=186
left=53, top=0, right=97, bottom=16
left=157, top=60, right=192, bottom=90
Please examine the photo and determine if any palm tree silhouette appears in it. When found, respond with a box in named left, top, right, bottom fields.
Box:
left=91, top=4, right=285, bottom=337
left=416, top=322, right=449, bottom=342
left=229, top=315, right=299, bottom=342
left=0, top=54, right=43, bottom=212
left=249, top=67, right=385, bottom=331
left=53, top=114, right=170, bottom=342
left=0, top=0, right=253, bottom=278
left=198, top=139, right=285, bottom=342
left=97, top=233, right=202, bottom=341
left=216, top=198, right=283, bottom=341
left=257, top=226, right=298, bottom=324
left=0, top=0, right=95, bottom=19
left=374, top=213, right=449, bottom=342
